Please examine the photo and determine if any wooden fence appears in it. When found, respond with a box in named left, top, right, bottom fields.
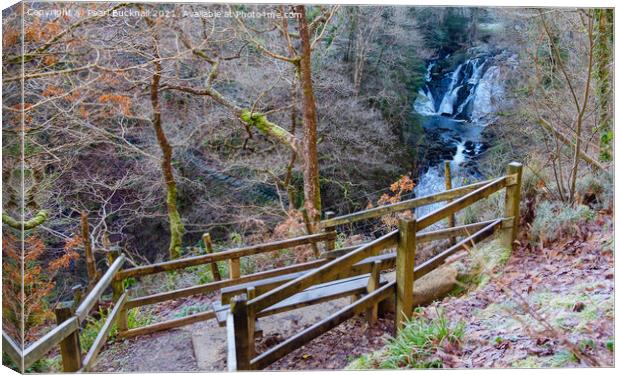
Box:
left=114, top=232, right=337, bottom=338
left=2, top=161, right=522, bottom=372
left=229, top=162, right=523, bottom=370
left=2, top=251, right=126, bottom=372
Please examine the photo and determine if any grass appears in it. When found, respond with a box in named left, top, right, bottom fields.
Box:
left=530, top=284, right=613, bottom=332
left=450, top=239, right=511, bottom=296
left=514, top=349, right=579, bottom=368
left=347, top=309, right=465, bottom=369
left=530, top=201, right=594, bottom=245
left=80, top=305, right=154, bottom=352
left=458, top=190, right=505, bottom=225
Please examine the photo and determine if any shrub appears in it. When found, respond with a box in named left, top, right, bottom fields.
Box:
left=575, top=172, right=613, bottom=210
left=530, top=201, right=594, bottom=245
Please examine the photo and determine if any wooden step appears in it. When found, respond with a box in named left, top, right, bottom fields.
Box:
left=213, top=274, right=383, bottom=327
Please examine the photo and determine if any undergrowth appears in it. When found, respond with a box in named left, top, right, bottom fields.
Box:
left=80, top=306, right=154, bottom=352
left=451, top=239, right=511, bottom=296
left=529, top=201, right=594, bottom=245
left=348, top=309, right=465, bottom=369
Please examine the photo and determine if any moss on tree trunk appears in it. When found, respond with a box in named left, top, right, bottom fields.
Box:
left=594, top=9, right=613, bottom=162
left=151, top=59, right=185, bottom=259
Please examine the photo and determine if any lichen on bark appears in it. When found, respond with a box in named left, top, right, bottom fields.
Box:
left=166, top=184, right=184, bottom=259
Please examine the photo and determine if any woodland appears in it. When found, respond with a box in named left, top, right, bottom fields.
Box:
left=1, top=1, right=615, bottom=372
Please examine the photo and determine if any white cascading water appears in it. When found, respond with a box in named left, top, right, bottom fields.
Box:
left=412, top=54, right=503, bottom=219
left=437, top=64, right=463, bottom=115
left=471, top=66, right=503, bottom=124
left=414, top=62, right=439, bottom=116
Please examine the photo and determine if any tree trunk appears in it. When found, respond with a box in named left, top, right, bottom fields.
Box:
left=151, top=60, right=185, bottom=259
left=295, top=5, right=322, bottom=223
left=594, top=9, right=613, bottom=162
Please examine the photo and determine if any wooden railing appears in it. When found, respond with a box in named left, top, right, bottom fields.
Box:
left=2, top=162, right=522, bottom=372
left=230, top=162, right=523, bottom=370
left=114, top=232, right=337, bottom=338
left=2, top=252, right=127, bottom=372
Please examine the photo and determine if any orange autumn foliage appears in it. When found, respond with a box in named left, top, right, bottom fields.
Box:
left=24, top=18, right=62, bottom=43
left=2, top=232, right=81, bottom=342
left=3, top=28, right=19, bottom=48
left=367, top=175, right=415, bottom=229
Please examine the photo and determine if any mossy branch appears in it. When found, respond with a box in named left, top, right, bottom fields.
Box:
left=239, top=109, right=299, bottom=152
left=2, top=210, right=48, bottom=230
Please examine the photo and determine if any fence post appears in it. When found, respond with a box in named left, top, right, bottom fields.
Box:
left=108, top=248, right=128, bottom=333
left=366, top=260, right=381, bottom=325
left=503, top=162, right=523, bottom=251
left=301, top=208, right=320, bottom=257
left=81, top=211, right=99, bottom=287
left=229, top=258, right=241, bottom=279
left=55, top=302, right=82, bottom=372
left=246, top=287, right=257, bottom=353
left=395, top=218, right=416, bottom=331
left=231, top=295, right=252, bottom=370
left=324, top=211, right=336, bottom=251
left=444, top=161, right=456, bottom=246
left=202, top=233, right=222, bottom=281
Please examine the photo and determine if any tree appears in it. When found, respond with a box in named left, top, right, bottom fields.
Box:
left=593, top=9, right=613, bottom=162
left=295, top=5, right=322, bottom=222
left=522, top=9, right=608, bottom=203
left=146, top=19, right=185, bottom=259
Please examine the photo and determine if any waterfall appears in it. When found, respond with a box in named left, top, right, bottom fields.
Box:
left=411, top=52, right=503, bottom=219
left=437, top=64, right=464, bottom=115
left=414, top=61, right=438, bottom=115
left=471, top=66, right=503, bottom=124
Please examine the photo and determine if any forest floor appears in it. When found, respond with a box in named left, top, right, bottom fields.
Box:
left=92, top=214, right=614, bottom=371
left=347, top=214, right=615, bottom=369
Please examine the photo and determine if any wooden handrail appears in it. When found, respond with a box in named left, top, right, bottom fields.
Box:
left=414, top=219, right=503, bottom=280
left=23, top=317, right=79, bottom=369
left=250, top=281, right=396, bottom=370
left=119, top=310, right=216, bottom=339
left=80, top=292, right=128, bottom=372
left=417, top=176, right=508, bottom=231
left=2, top=331, right=23, bottom=371
left=322, top=218, right=504, bottom=259
left=247, top=220, right=504, bottom=370
left=249, top=230, right=398, bottom=313
left=75, top=254, right=126, bottom=322
left=318, top=178, right=495, bottom=228
left=117, top=232, right=336, bottom=279
left=125, top=258, right=328, bottom=309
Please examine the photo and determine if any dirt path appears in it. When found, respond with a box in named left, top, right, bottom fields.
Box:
left=92, top=326, right=200, bottom=372
left=191, top=298, right=354, bottom=371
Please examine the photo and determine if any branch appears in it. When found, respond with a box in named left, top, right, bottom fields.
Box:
left=538, top=118, right=608, bottom=173
left=2, top=210, right=48, bottom=230
left=163, top=84, right=298, bottom=152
